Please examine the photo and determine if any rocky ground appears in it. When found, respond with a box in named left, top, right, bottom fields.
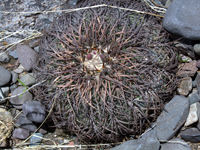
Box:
left=1, top=0, right=200, bottom=149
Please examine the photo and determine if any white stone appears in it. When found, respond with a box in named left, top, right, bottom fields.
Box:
left=184, top=102, right=200, bottom=126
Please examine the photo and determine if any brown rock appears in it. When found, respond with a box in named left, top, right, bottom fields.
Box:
left=176, top=61, right=198, bottom=77
left=177, top=77, right=192, bottom=96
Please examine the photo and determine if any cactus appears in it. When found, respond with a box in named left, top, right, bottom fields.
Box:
left=34, top=2, right=178, bottom=143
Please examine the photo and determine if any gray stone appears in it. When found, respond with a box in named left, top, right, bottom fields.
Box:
left=0, top=52, right=10, bottom=63
left=163, top=0, right=200, bottom=40
left=10, top=84, right=17, bottom=93
left=188, top=92, right=200, bottom=105
left=19, top=73, right=36, bottom=86
left=184, top=102, right=200, bottom=126
left=0, top=86, right=9, bottom=104
left=196, top=72, right=200, bottom=94
left=14, top=64, right=24, bottom=74
left=160, top=138, right=191, bottom=150
left=16, top=44, right=38, bottom=71
left=12, top=128, right=30, bottom=140
left=9, top=49, right=18, bottom=59
left=177, top=77, right=192, bottom=96
left=110, top=127, right=160, bottom=150
left=11, top=71, right=19, bottom=83
left=194, top=44, right=200, bottom=55
left=192, top=80, right=197, bottom=88
left=23, top=100, right=46, bottom=123
left=17, top=113, right=37, bottom=132
left=0, top=66, right=11, bottom=87
left=180, top=128, right=200, bottom=143
left=34, top=46, right=40, bottom=53
left=156, top=95, right=189, bottom=141
left=10, top=86, right=33, bottom=109
left=176, top=61, right=198, bottom=77
left=30, top=133, right=43, bottom=146
left=0, top=87, right=9, bottom=97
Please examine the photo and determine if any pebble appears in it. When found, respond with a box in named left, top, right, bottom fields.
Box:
left=156, top=95, right=189, bottom=141
left=110, top=127, right=160, bottom=150
left=17, top=113, right=37, bottom=132
left=11, top=71, right=19, bottom=83
left=22, top=100, right=46, bottom=123
left=196, top=59, right=200, bottom=68
left=0, top=66, right=11, bottom=87
left=9, top=49, right=18, bottom=59
left=10, top=84, right=17, bottom=93
left=160, top=138, right=191, bottom=150
left=14, top=64, right=24, bottom=74
left=29, top=38, right=40, bottom=48
left=177, top=77, right=192, bottom=96
left=19, top=73, right=36, bottom=86
left=180, top=128, right=200, bottom=143
left=163, top=0, right=200, bottom=40
left=39, top=124, right=48, bottom=134
left=194, top=44, right=200, bottom=55
left=176, top=61, right=198, bottom=77
left=0, top=86, right=9, bottom=103
left=12, top=128, right=30, bottom=140
left=188, top=92, right=200, bottom=105
left=195, top=72, right=200, bottom=94
left=184, top=102, right=200, bottom=126
left=10, top=86, right=33, bottom=109
left=0, top=52, right=10, bottom=63
left=16, top=44, right=38, bottom=71
left=30, top=133, right=43, bottom=146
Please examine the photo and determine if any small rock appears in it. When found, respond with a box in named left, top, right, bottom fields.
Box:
left=34, top=46, right=40, bottom=53
left=22, top=100, right=46, bottom=123
left=19, top=73, right=36, bottom=86
left=179, top=54, right=192, bottom=63
left=156, top=95, right=189, bottom=141
left=39, top=124, right=48, bottom=134
left=0, top=66, right=11, bottom=87
left=11, top=71, right=19, bottom=83
left=176, top=61, right=198, bottom=77
left=194, top=44, right=200, bottom=55
left=177, top=77, right=192, bottom=96
left=163, top=0, right=200, bottom=40
left=195, top=72, right=200, bottom=94
left=29, top=38, right=40, bottom=48
left=196, top=60, right=200, bottom=68
left=9, top=49, right=18, bottom=59
left=16, top=44, right=38, bottom=71
left=192, top=80, right=197, bottom=88
left=180, top=128, right=200, bottom=143
left=14, top=64, right=24, bottom=74
left=110, top=127, right=160, bottom=150
left=17, top=113, right=37, bottom=132
left=160, top=138, right=191, bottom=150
left=188, top=92, right=200, bottom=105
left=0, top=86, right=9, bottom=97
left=30, top=133, right=43, bottom=146
left=0, top=52, right=10, bottom=63
left=10, top=84, right=17, bottom=93
left=12, top=128, right=30, bottom=140
left=185, top=102, right=200, bottom=126
left=10, top=86, right=33, bottom=109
